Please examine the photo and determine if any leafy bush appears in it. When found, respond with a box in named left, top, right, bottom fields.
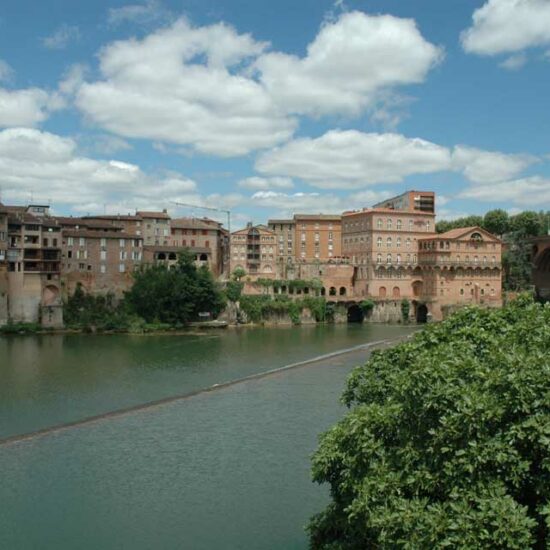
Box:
left=125, top=250, right=226, bottom=324
left=0, top=322, right=42, bottom=334
left=359, top=299, right=375, bottom=314
left=225, top=280, right=244, bottom=303
left=64, top=286, right=132, bottom=331
left=310, top=296, right=550, bottom=549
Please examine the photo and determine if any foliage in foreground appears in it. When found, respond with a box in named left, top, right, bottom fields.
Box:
left=310, top=296, right=550, bottom=549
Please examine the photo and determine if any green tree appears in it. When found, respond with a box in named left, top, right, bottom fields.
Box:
left=510, top=211, right=542, bottom=237
left=483, top=209, right=510, bottom=236
left=310, top=297, right=550, bottom=549
left=125, top=250, right=225, bottom=324
left=232, top=267, right=246, bottom=281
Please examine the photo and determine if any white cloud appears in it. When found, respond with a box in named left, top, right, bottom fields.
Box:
left=0, top=59, right=13, bottom=83
left=256, top=130, right=451, bottom=189
left=238, top=176, right=293, bottom=190
left=255, top=11, right=443, bottom=117
left=74, top=11, right=442, bottom=157
left=451, top=145, right=537, bottom=184
left=461, top=0, right=550, bottom=56
left=499, top=53, right=528, bottom=70
left=107, top=0, right=171, bottom=26
left=0, top=127, right=200, bottom=211
left=76, top=18, right=295, bottom=157
left=42, top=24, right=80, bottom=50
left=0, top=88, right=53, bottom=127
left=459, top=176, right=550, bottom=206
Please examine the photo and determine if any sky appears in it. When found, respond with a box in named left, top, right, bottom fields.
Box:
left=0, top=0, right=549, bottom=227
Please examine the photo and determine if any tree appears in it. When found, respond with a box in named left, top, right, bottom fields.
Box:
left=232, top=267, right=246, bottom=281
left=125, top=250, right=225, bottom=324
left=310, top=297, right=550, bottom=549
left=510, top=211, right=542, bottom=237
left=483, top=209, right=510, bottom=236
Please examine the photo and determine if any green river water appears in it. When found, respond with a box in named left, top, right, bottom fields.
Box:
left=0, top=324, right=416, bottom=549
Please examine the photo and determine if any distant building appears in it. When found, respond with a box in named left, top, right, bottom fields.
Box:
left=373, top=190, right=435, bottom=214
left=3, top=205, right=63, bottom=327
left=267, top=218, right=295, bottom=269
left=136, top=210, right=171, bottom=246
left=230, top=223, right=278, bottom=279
left=293, top=214, right=341, bottom=262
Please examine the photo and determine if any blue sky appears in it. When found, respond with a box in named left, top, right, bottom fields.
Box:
left=0, top=0, right=549, bottom=227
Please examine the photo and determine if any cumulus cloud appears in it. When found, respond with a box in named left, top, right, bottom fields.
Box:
left=107, top=0, right=172, bottom=26
left=256, top=130, right=451, bottom=189
left=256, top=11, right=443, bottom=117
left=0, top=127, right=200, bottom=211
left=0, top=88, right=54, bottom=127
left=76, top=18, right=294, bottom=157
left=238, top=176, right=293, bottom=190
left=74, top=11, right=441, bottom=157
left=451, top=145, right=537, bottom=184
left=461, top=0, right=550, bottom=56
left=499, top=53, right=528, bottom=70
left=459, top=176, right=550, bottom=206
left=42, top=24, right=81, bottom=50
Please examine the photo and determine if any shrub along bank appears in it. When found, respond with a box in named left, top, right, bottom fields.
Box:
left=309, top=295, right=550, bottom=549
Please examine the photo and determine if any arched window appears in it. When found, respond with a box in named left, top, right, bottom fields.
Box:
left=199, top=253, right=208, bottom=261
left=392, top=286, right=400, bottom=298
left=474, top=256, right=479, bottom=265
left=397, top=219, right=402, bottom=230
left=377, top=237, right=382, bottom=248
left=379, top=286, right=387, bottom=298
left=386, top=254, right=392, bottom=264
left=406, top=254, right=411, bottom=263
left=426, top=221, right=431, bottom=231
left=387, top=218, right=393, bottom=230
left=339, top=286, right=346, bottom=296
left=377, top=219, right=383, bottom=229
left=480, top=288, right=485, bottom=296
left=387, top=237, right=392, bottom=248
left=396, top=254, right=401, bottom=264
left=471, top=232, right=483, bottom=242
left=377, top=253, right=382, bottom=264
left=406, top=238, right=411, bottom=248
left=396, top=237, right=401, bottom=248
left=413, top=254, right=417, bottom=263
left=264, top=265, right=272, bottom=273
left=329, top=286, right=337, bottom=296
left=460, top=288, right=464, bottom=295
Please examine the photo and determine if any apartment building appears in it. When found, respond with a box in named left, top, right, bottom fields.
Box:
left=342, top=203, right=436, bottom=298
left=169, top=217, right=227, bottom=275
left=61, top=227, right=143, bottom=297
left=4, top=205, right=63, bottom=326
left=417, top=227, right=502, bottom=314
left=267, top=219, right=295, bottom=268
left=230, top=223, right=278, bottom=279
left=136, top=210, right=171, bottom=246
left=373, top=190, right=435, bottom=214
left=294, top=214, right=341, bottom=262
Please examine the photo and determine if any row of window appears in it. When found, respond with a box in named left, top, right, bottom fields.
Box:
left=66, top=237, right=142, bottom=247
left=376, top=254, right=417, bottom=265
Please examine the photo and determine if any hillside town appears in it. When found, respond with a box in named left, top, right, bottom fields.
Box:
left=2, top=189, right=540, bottom=328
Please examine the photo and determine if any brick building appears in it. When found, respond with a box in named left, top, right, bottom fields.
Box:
left=3, top=205, right=63, bottom=326
left=267, top=218, right=295, bottom=271
left=230, top=224, right=278, bottom=279
left=136, top=210, right=171, bottom=246
left=294, top=214, right=341, bottom=262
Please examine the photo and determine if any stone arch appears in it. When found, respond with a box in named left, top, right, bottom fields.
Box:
left=339, top=286, right=347, bottom=296
left=157, top=252, right=166, bottom=260
left=168, top=252, right=177, bottom=260
left=199, top=253, right=208, bottom=261
left=379, top=286, right=387, bottom=298
left=416, top=303, right=428, bottom=323
left=412, top=280, right=423, bottom=297
left=329, top=286, right=337, bottom=296
left=392, top=286, right=400, bottom=298
left=347, top=304, right=364, bottom=323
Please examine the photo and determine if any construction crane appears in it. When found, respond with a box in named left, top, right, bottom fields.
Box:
left=170, top=201, right=231, bottom=234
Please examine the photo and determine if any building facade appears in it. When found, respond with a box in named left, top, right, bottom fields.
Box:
left=267, top=219, right=295, bottom=272
left=294, top=214, right=341, bottom=262
left=230, top=224, right=278, bottom=279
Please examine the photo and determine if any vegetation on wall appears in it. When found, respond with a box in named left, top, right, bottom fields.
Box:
left=253, top=278, right=324, bottom=294
left=309, top=295, right=550, bottom=549
left=238, top=295, right=328, bottom=324
left=400, top=298, right=410, bottom=322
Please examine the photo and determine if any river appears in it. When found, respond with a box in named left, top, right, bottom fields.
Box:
left=0, top=324, right=416, bottom=549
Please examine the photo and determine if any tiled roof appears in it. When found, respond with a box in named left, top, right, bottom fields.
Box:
left=170, top=217, right=221, bottom=230
left=83, top=214, right=142, bottom=222
left=136, top=211, right=170, bottom=219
